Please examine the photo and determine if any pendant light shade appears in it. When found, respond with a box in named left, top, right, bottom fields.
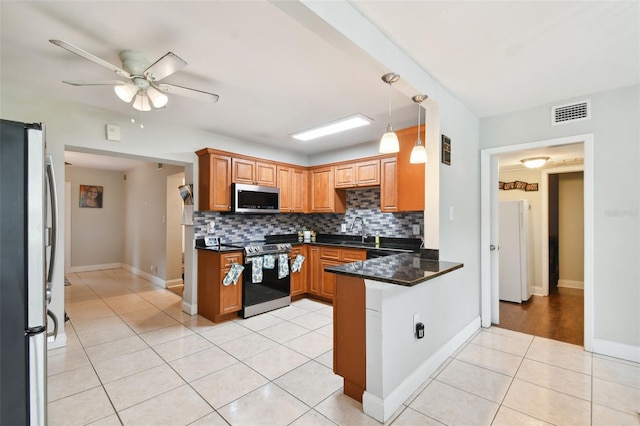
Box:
left=380, top=125, right=400, bottom=153
left=114, top=83, right=138, bottom=103
left=379, top=73, right=400, bottom=154
left=409, top=94, right=428, bottom=164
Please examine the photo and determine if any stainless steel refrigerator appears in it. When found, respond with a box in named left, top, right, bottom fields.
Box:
left=1, top=119, right=59, bottom=425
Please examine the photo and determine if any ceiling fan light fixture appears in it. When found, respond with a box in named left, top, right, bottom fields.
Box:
left=132, top=92, right=151, bottom=112
left=114, top=83, right=137, bottom=103
left=521, top=157, right=550, bottom=168
left=147, top=87, right=168, bottom=108
left=379, top=72, right=400, bottom=154
left=409, top=94, right=428, bottom=164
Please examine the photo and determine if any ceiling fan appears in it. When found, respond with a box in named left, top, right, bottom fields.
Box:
left=49, top=39, right=219, bottom=111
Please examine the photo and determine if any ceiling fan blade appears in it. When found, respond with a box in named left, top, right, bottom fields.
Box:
left=62, top=80, right=127, bottom=86
left=49, top=39, right=131, bottom=79
left=156, top=83, right=219, bottom=103
left=144, top=52, right=187, bottom=81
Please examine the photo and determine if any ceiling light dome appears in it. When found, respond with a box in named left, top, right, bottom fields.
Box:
left=521, top=157, right=550, bottom=168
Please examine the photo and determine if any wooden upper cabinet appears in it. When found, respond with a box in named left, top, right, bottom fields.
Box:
left=311, top=166, right=346, bottom=213
left=380, top=156, right=398, bottom=212
left=196, top=149, right=232, bottom=211
left=393, top=126, right=425, bottom=212
left=278, top=165, right=307, bottom=213
left=334, top=159, right=380, bottom=188
left=232, top=158, right=277, bottom=187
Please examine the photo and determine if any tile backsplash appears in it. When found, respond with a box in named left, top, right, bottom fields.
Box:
left=194, top=187, right=424, bottom=242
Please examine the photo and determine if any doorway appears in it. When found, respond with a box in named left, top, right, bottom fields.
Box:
left=480, top=134, right=594, bottom=351
left=497, top=169, right=585, bottom=345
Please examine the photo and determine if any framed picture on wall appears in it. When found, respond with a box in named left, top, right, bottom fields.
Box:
left=79, top=185, right=103, bottom=208
left=441, top=135, right=451, bottom=165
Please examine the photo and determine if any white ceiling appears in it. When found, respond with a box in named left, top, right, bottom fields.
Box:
left=1, top=1, right=637, bottom=170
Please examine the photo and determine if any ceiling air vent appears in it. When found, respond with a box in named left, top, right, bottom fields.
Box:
left=551, top=100, right=591, bottom=125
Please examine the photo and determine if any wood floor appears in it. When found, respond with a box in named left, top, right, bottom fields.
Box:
left=497, top=287, right=584, bottom=346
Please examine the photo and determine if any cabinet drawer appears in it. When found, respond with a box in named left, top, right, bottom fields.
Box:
left=221, top=252, right=243, bottom=267
left=320, top=247, right=341, bottom=260
left=341, top=248, right=366, bottom=262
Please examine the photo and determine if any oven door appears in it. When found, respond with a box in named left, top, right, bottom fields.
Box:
left=242, top=254, right=291, bottom=318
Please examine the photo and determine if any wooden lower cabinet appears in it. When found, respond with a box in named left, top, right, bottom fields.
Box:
left=309, top=246, right=321, bottom=297
left=197, top=250, right=243, bottom=322
left=333, top=275, right=366, bottom=402
left=290, top=246, right=308, bottom=297
left=307, top=246, right=366, bottom=302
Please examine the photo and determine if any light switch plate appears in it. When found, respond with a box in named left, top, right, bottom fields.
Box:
left=412, top=224, right=420, bottom=235
left=341, top=224, right=347, bottom=232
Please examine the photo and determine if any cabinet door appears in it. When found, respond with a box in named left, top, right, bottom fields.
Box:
left=197, top=151, right=232, bottom=211
left=219, top=267, right=243, bottom=314
left=255, top=161, right=277, bottom=187
left=278, top=166, right=293, bottom=212
left=311, top=167, right=345, bottom=213
left=290, top=246, right=308, bottom=296
left=380, top=157, right=398, bottom=212
left=292, top=168, right=307, bottom=212
left=320, top=258, right=341, bottom=300
left=309, top=246, right=321, bottom=296
left=334, top=164, right=355, bottom=188
left=232, top=158, right=256, bottom=185
left=355, top=159, right=380, bottom=186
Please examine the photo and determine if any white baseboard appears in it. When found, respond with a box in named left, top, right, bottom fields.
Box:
left=166, top=278, right=184, bottom=287
left=122, top=264, right=166, bottom=288
left=592, top=338, right=640, bottom=363
left=558, top=279, right=584, bottom=289
left=531, top=286, right=545, bottom=296
left=68, top=263, right=122, bottom=273
left=362, top=316, right=481, bottom=422
left=182, top=300, right=197, bottom=315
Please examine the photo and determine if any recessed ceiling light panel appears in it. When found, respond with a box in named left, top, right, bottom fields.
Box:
left=291, top=114, right=372, bottom=141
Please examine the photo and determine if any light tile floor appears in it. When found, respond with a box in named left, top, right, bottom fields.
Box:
left=49, top=269, right=640, bottom=425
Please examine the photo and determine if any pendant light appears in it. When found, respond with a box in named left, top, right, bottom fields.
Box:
left=409, top=94, right=428, bottom=164
left=379, top=73, right=400, bottom=153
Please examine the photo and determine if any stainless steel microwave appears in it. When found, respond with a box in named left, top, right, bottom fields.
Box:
left=231, top=183, right=280, bottom=214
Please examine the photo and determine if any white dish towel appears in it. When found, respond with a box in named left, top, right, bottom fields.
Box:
left=252, top=257, right=264, bottom=283
left=278, top=253, right=289, bottom=279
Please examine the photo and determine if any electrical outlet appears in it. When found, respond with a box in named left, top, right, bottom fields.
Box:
left=207, top=221, right=215, bottom=233
left=341, top=224, right=347, bottom=232
left=412, top=224, right=420, bottom=235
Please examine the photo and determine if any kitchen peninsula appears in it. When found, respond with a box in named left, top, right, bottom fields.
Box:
left=325, top=253, right=463, bottom=422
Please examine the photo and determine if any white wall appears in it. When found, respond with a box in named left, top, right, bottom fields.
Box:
left=123, top=162, right=184, bottom=283
left=481, top=84, right=640, bottom=352
left=64, top=166, right=125, bottom=270
left=166, top=172, right=185, bottom=284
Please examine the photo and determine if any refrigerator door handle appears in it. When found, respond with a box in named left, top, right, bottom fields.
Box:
left=47, top=309, right=58, bottom=341
left=46, top=154, right=58, bottom=290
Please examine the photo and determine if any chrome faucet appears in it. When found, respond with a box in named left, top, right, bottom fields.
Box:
left=350, top=216, right=367, bottom=243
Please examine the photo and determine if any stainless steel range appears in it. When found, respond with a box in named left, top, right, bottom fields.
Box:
left=241, top=242, right=292, bottom=318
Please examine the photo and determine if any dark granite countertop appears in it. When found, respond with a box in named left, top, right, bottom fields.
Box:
left=195, top=239, right=243, bottom=253
left=324, top=253, right=463, bottom=286
left=266, top=234, right=421, bottom=254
